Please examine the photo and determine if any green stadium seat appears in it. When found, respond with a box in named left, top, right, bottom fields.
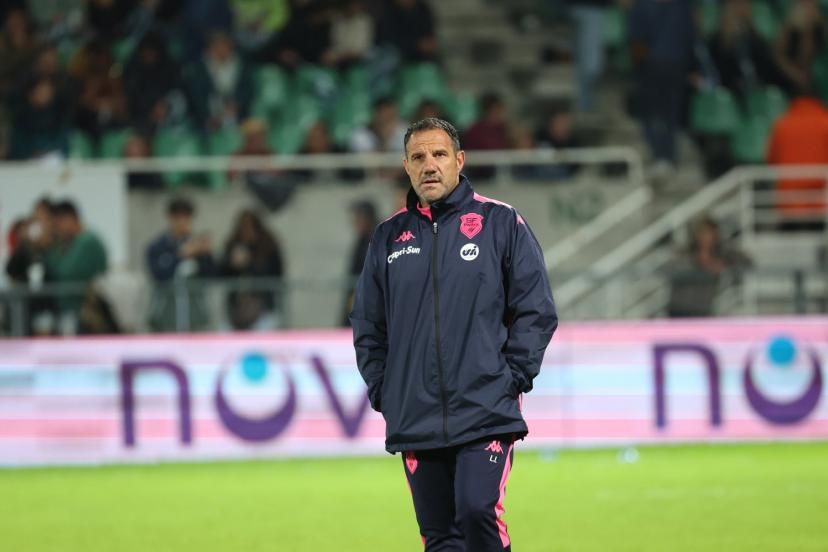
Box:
left=813, top=52, right=828, bottom=104
left=252, top=66, right=289, bottom=119
left=343, top=65, right=370, bottom=95
left=751, top=1, right=778, bottom=40
left=441, top=93, right=478, bottom=131
left=152, top=127, right=204, bottom=188
left=730, top=117, right=771, bottom=163
left=603, top=7, right=626, bottom=48
left=68, top=131, right=93, bottom=159
left=328, top=91, right=372, bottom=146
left=699, top=1, right=720, bottom=36
left=292, top=65, right=338, bottom=98
left=98, top=129, right=131, bottom=158
left=398, top=62, right=447, bottom=101
left=205, top=127, right=243, bottom=190
left=745, top=86, right=788, bottom=123
left=269, top=124, right=308, bottom=155
left=112, top=37, right=136, bottom=65
left=280, top=94, right=322, bottom=132
left=206, top=127, right=242, bottom=156
left=691, top=87, right=742, bottom=134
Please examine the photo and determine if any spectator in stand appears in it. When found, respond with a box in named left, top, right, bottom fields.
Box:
left=69, top=39, right=128, bottom=145
left=123, top=30, right=188, bottom=134
left=378, top=0, right=437, bottom=62
left=667, top=216, right=752, bottom=317
left=349, top=97, right=408, bottom=153
left=257, top=0, right=336, bottom=69
left=46, top=200, right=110, bottom=334
left=413, top=98, right=443, bottom=121
left=0, top=8, right=41, bottom=102
left=148, top=0, right=235, bottom=60
left=123, top=132, right=164, bottom=190
left=570, top=0, right=610, bottom=112
left=85, top=0, right=136, bottom=43
left=530, top=108, right=581, bottom=180
left=628, top=0, right=697, bottom=178
left=25, top=0, right=85, bottom=42
left=708, top=0, right=783, bottom=102
left=767, top=90, right=828, bottom=231
left=219, top=209, right=285, bottom=330
left=146, top=197, right=215, bottom=331
left=230, top=118, right=298, bottom=210
left=230, top=0, right=289, bottom=53
left=329, top=0, right=375, bottom=68
left=0, top=8, right=42, bottom=157
left=4, top=198, right=58, bottom=335
left=187, top=31, right=255, bottom=133
left=7, top=45, right=75, bottom=159
left=340, top=199, right=377, bottom=326
left=774, top=0, right=825, bottom=96
left=463, top=92, right=510, bottom=151
left=462, top=92, right=510, bottom=180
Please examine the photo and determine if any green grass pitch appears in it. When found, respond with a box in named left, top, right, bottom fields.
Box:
left=1, top=442, right=826, bottom=551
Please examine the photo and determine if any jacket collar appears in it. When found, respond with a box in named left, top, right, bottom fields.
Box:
left=406, top=174, right=474, bottom=217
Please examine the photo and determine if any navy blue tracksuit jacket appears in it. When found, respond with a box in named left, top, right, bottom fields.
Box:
left=351, top=176, right=558, bottom=453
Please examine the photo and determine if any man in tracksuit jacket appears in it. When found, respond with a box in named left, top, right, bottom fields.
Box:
left=351, top=118, right=557, bottom=551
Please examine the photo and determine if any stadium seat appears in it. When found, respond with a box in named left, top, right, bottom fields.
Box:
left=68, top=131, right=93, bottom=159
left=751, top=0, right=778, bottom=40
left=730, top=117, right=771, bottom=163
left=691, top=87, right=741, bottom=134
left=98, top=129, right=131, bottom=158
left=152, top=127, right=204, bottom=188
left=813, top=52, right=828, bottom=104
left=698, top=1, right=720, bottom=36
left=328, top=91, right=372, bottom=147
left=252, top=66, right=289, bottom=119
left=603, top=6, right=626, bottom=49
left=111, top=36, right=136, bottom=65
left=745, top=86, right=788, bottom=123
left=205, top=127, right=243, bottom=190
left=280, top=94, right=322, bottom=132
left=397, top=63, right=447, bottom=102
left=441, top=93, right=478, bottom=131
left=269, top=124, right=308, bottom=155
left=292, top=65, right=338, bottom=99
left=206, top=127, right=242, bottom=156
left=342, top=65, right=370, bottom=96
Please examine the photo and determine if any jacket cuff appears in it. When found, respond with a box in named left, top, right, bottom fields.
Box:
left=368, top=381, right=383, bottom=412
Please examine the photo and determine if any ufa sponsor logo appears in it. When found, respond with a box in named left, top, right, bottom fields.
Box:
left=387, top=246, right=421, bottom=264
left=460, top=243, right=479, bottom=261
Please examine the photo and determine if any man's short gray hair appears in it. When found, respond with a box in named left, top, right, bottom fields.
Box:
left=404, top=118, right=461, bottom=152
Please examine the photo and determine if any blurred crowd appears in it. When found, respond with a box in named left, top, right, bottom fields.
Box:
left=0, top=0, right=588, bottom=183
left=4, top=192, right=381, bottom=335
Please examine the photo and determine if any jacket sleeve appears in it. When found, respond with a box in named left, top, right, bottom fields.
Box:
left=503, top=211, right=558, bottom=395
left=349, top=236, right=387, bottom=412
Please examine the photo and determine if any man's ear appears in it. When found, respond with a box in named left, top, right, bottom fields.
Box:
left=456, top=150, right=465, bottom=171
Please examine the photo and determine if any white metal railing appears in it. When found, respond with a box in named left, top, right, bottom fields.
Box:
left=554, top=165, right=828, bottom=318
left=1, top=146, right=645, bottom=177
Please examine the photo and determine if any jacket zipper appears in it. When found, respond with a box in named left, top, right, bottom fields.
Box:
left=431, top=220, right=449, bottom=443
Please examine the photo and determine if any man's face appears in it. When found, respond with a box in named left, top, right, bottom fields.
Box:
left=404, top=129, right=465, bottom=205
left=54, top=214, right=78, bottom=242
left=169, top=213, right=193, bottom=238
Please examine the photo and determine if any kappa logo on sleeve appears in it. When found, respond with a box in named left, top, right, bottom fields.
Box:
left=395, top=231, right=416, bottom=243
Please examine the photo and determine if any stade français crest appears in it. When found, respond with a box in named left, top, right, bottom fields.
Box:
left=459, top=213, right=483, bottom=239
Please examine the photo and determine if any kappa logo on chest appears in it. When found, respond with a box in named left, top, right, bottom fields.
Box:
left=459, top=213, right=484, bottom=239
